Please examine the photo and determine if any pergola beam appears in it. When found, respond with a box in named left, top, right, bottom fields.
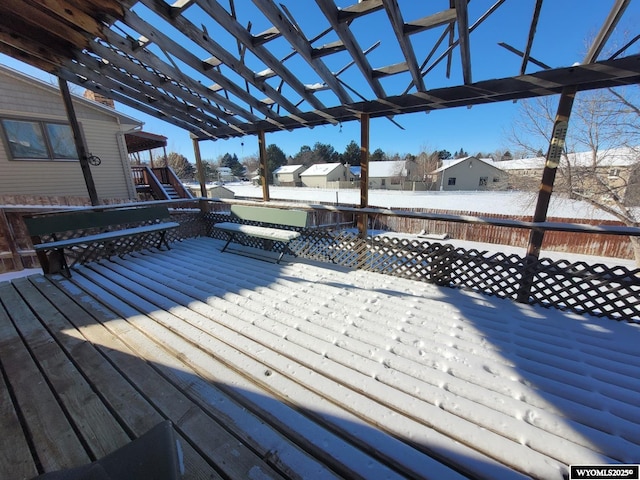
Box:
left=133, top=0, right=304, bottom=122
left=316, top=0, right=386, bottom=99
left=453, top=0, right=472, bottom=84
left=192, top=0, right=328, bottom=114
left=382, top=0, right=425, bottom=91
left=253, top=0, right=353, bottom=105
left=519, top=0, right=544, bottom=75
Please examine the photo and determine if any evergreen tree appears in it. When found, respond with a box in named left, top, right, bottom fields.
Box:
left=313, top=142, right=339, bottom=163
left=291, top=145, right=316, bottom=166
left=438, top=150, right=452, bottom=160
left=221, top=152, right=244, bottom=177
left=156, top=152, right=194, bottom=180
left=342, top=140, right=361, bottom=166
left=266, top=144, right=287, bottom=182
left=370, top=148, right=386, bottom=161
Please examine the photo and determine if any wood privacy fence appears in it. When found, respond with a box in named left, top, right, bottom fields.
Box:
left=366, top=208, right=635, bottom=260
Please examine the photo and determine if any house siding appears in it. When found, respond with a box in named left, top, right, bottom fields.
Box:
left=438, top=158, right=507, bottom=191
left=0, top=69, right=138, bottom=201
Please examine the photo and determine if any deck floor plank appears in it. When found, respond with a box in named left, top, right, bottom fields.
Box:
left=0, top=282, right=90, bottom=474
left=85, top=247, right=486, bottom=479
left=10, top=277, right=132, bottom=459
left=3, top=237, right=640, bottom=480
left=26, top=274, right=223, bottom=480
left=113, top=244, right=525, bottom=477
left=0, top=313, right=38, bottom=480
left=48, top=271, right=288, bottom=480
left=74, top=262, right=397, bottom=480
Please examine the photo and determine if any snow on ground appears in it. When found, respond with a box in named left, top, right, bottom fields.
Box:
left=223, top=183, right=618, bottom=220
left=219, top=183, right=635, bottom=268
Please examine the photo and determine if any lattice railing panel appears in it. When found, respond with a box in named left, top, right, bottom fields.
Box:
left=530, top=259, right=640, bottom=320
left=41, top=209, right=201, bottom=269
left=202, top=214, right=640, bottom=323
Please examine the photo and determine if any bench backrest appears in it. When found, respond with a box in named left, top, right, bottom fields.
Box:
left=230, top=205, right=308, bottom=228
left=24, top=205, right=172, bottom=236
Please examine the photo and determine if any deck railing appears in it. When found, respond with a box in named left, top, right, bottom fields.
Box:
left=202, top=199, right=640, bottom=323
left=3, top=197, right=639, bottom=322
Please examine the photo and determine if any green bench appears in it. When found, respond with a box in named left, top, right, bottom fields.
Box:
left=214, top=205, right=308, bottom=263
left=24, top=205, right=180, bottom=277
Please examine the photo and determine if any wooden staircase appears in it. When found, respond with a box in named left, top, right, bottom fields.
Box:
left=131, top=166, right=194, bottom=201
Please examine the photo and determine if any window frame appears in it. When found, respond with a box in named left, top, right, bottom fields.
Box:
left=0, top=117, right=79, bottom=162
left=447, top=177, right=456, bottom=186
left=479, top=176, right=488, bottom=186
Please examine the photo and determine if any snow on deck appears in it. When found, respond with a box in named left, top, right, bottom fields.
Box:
left=47, top=238, right=640, bottom=478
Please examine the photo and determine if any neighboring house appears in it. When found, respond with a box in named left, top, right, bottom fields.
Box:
left=207, top=184, right=235, bottom=199
left=299, top=162, right=348, bottom=188
left=429, top=156, right=508, bottom=191
left=498, top=148, right=640, bottom=203
left=368, top=160, right=417, bottom=189
left=273, top=164, right=306, bottom=186
left=0, top=64, right=142, bottom=202
left=216, top=166, right=235, bottom=182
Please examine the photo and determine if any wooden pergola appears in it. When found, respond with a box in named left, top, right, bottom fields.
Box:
left=1, top=0, right=639, bottom=265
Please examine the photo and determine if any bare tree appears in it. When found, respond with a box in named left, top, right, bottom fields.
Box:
left=510, top=86, right=640, bottom=264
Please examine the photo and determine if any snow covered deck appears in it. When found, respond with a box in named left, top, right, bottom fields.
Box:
left=1, top=237, right=639, bottom=479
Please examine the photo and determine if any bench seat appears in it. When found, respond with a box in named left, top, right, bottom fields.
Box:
left=32, top=222, right=180, bottom=252
left=24, top=205, right=180, bottom=276
left=213, top=205, right=308, bottom=263
left=214, top=222, right=301, bottom=242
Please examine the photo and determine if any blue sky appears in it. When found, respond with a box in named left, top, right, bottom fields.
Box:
left=1, top=1, right=638, bottom=162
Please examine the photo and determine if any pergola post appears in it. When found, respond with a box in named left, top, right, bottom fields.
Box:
left=258, top=130, right=270, bottom=202
left=358, top=113, right=370, bottom=238
left=517, top=86, right=576, bottom=303
left=58, top=78, right=99, bottom=206
left=192, top=137, right=207, bottom=198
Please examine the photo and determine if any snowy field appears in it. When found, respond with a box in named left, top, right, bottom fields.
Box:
left=223, top=183, right=619, bottom=220
left=217, top=183, right=636, bottom=269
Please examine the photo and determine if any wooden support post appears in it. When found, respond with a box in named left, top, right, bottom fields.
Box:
left=517, top=86, right=577, bottom=303
left=192, top=137, right=207, bottom=198
left=58, top=78, right=99, bottom=206
left=358, top=113, right=370, bottom=238
left=258, top=130, right=270, bottom=202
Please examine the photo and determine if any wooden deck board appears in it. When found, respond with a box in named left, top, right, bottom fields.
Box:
left=3, top=236, right=639, bottom=480
left=0, top=282, right=90, bottom=474
left=27, top=275, right=223, bottom=480
left=0, top=339, right=37, bottom=480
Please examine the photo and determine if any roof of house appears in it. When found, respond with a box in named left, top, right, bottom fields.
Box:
left=498, top=147, right=639, bottom=170
left=273, top=165, right=306, bottom=174
left=368, top=160, right=408, bottom=178
left=300, top=162, right=344, bottom=176
left=431, top=156, right=501, bottom=174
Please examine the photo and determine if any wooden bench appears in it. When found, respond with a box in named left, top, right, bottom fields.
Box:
left=24, top=205, right=180, bottom=277
left=214, top=205, right=308, bottom=263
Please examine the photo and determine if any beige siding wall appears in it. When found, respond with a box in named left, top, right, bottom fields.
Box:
left=0, top=72, right=136, bottom=200
left=300, top=175, right=326, bottom=188
left=441, top=160, right=507, bottom=191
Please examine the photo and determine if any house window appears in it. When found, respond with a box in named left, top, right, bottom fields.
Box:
left=1, top=118, right=77, bottom=161
left=479, top=177, right=488, bottom=186
left=381, top=179, right=386, bottom=186
left=609, top=168, right=620, bottom=177
left=493, top=177, right=501, bottom=183
left=448, top=177, right=456, bottom=185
